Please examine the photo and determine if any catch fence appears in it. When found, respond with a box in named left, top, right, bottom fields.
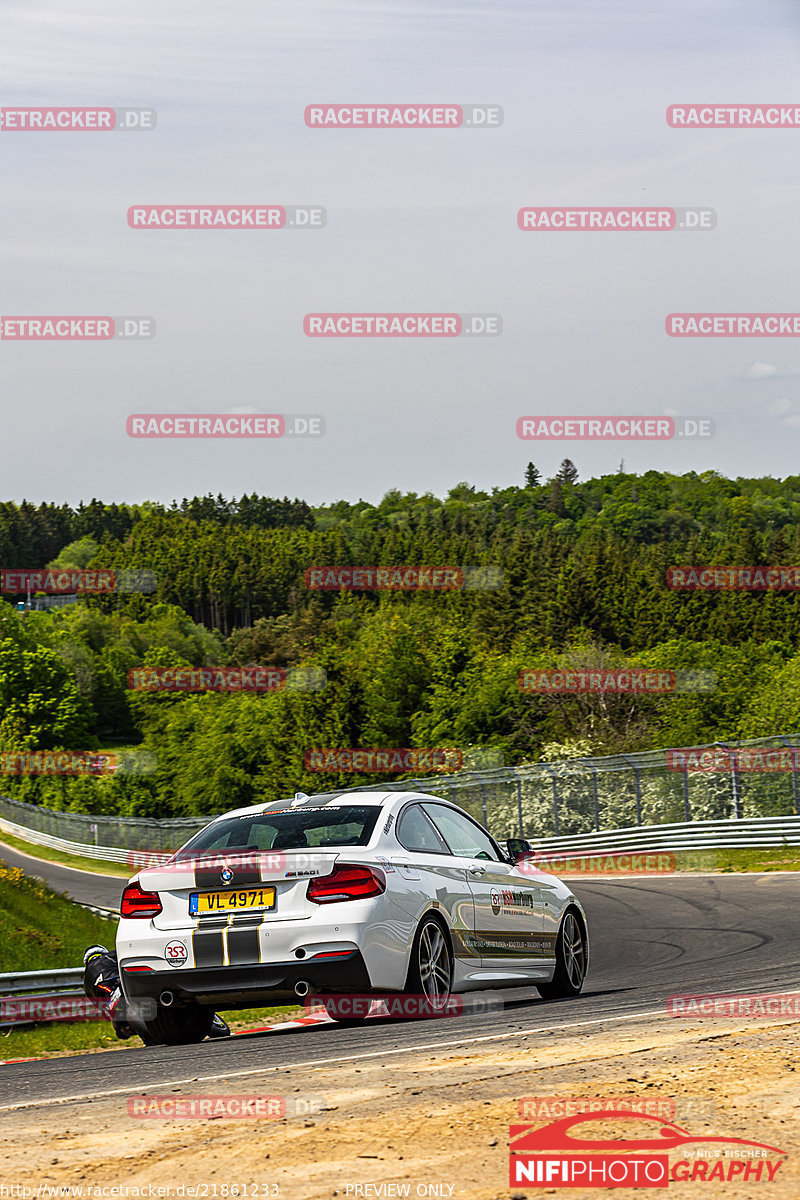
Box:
left=332, top=734, right=800, bottom=842
left=1, top=735, right=799, bottom=857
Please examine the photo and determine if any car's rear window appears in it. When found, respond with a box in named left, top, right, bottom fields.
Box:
left=173, top=805, right=382, bottom=859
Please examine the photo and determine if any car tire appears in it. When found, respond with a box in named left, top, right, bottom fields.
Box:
left=537, top=909, right=587, bottom=999
left=135, top=1003, right=215, bottom=1046
left=404, top=914, right=453, bottom=1014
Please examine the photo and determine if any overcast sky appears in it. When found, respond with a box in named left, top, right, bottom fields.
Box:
left=2, top=0, right=800, bottom=506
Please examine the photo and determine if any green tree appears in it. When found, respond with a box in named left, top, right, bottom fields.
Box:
left=47, top=536, right=100, bottom=570
left=556, top=458, right=579, bottom=485
left=0, top=639, right=95, bottom=748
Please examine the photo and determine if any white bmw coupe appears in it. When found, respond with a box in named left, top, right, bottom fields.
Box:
left=117, top=791, right=589, bottom=1044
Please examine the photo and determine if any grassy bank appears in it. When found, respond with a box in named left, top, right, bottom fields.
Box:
left=0, top=860, right=302, bottom=1059
left=715, top=845, right=800, bottom=871
left=0, top=1004, right=307, bottom=1061
left=0, top=862, right=117, bottom=973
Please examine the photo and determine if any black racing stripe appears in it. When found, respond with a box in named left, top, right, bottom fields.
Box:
left=227, top=927, right=261, bottom=966
left=193, top=929, right=225, bottom=967
left=195, top=863, right=262, bottom=888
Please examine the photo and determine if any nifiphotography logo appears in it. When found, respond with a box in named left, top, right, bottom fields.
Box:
left=509, top=1109, right=786, bottom=1187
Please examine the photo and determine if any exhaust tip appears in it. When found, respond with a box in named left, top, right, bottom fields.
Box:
left=160, top=990, right=175, bottom=1007
left=294, top=980, right=311, bottom=997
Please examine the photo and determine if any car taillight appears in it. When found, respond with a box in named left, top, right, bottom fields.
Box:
left=121, top=882, right=162, bottom=918
left=307, top=864, right=386, bottom=904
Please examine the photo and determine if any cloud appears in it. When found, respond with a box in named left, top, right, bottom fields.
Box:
left=766, top=396, right=800, bottom=427
left=743, top=361, right=800, bottom=380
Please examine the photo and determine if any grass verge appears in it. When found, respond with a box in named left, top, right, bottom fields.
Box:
left=0, top=862, right=117, bottom=972
left=0, top=1005, right=307, bottom=1060
left=714, top=845, right=800, bottom=872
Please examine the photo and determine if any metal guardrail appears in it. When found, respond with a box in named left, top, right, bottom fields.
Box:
left=529, top=815, right=800, bottom=855
left=0, top=968, right=83, bottom=996
left=0, top=968, right=101, bottom=1029
left=0, top=814, right=137, bottom=864
left=0, top=792, right=207, bottom=854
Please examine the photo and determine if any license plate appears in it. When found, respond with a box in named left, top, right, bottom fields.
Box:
left=189, top=887, right=276, bottom=915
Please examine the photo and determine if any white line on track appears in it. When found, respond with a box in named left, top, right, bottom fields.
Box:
left=3, top=1004, right=798, bottom=1115
left=0, top=1006, right=667, bottom=1112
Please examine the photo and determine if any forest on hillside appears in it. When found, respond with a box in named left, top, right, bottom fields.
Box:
left=3, top=467, right=800, bottom=817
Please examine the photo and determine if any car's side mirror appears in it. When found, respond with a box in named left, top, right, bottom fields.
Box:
left=506, top=837, right=533, bottom=863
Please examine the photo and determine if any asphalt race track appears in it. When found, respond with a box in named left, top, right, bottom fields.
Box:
left=1, top=872, right=797, bottom=1112
left=0, top=841, right=125, bottom=913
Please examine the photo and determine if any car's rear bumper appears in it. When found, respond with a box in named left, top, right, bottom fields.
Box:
left=120, top=949, right=372, bottom=1008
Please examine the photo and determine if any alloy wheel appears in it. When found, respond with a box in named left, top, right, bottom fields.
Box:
left=417, top=921, right=451, bottom=1010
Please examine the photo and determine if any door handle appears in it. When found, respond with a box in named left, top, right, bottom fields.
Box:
left=468, top=865, right=486, bottom=876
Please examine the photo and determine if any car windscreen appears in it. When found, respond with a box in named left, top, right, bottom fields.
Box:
left=172, top=805, right=382, bottom=859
